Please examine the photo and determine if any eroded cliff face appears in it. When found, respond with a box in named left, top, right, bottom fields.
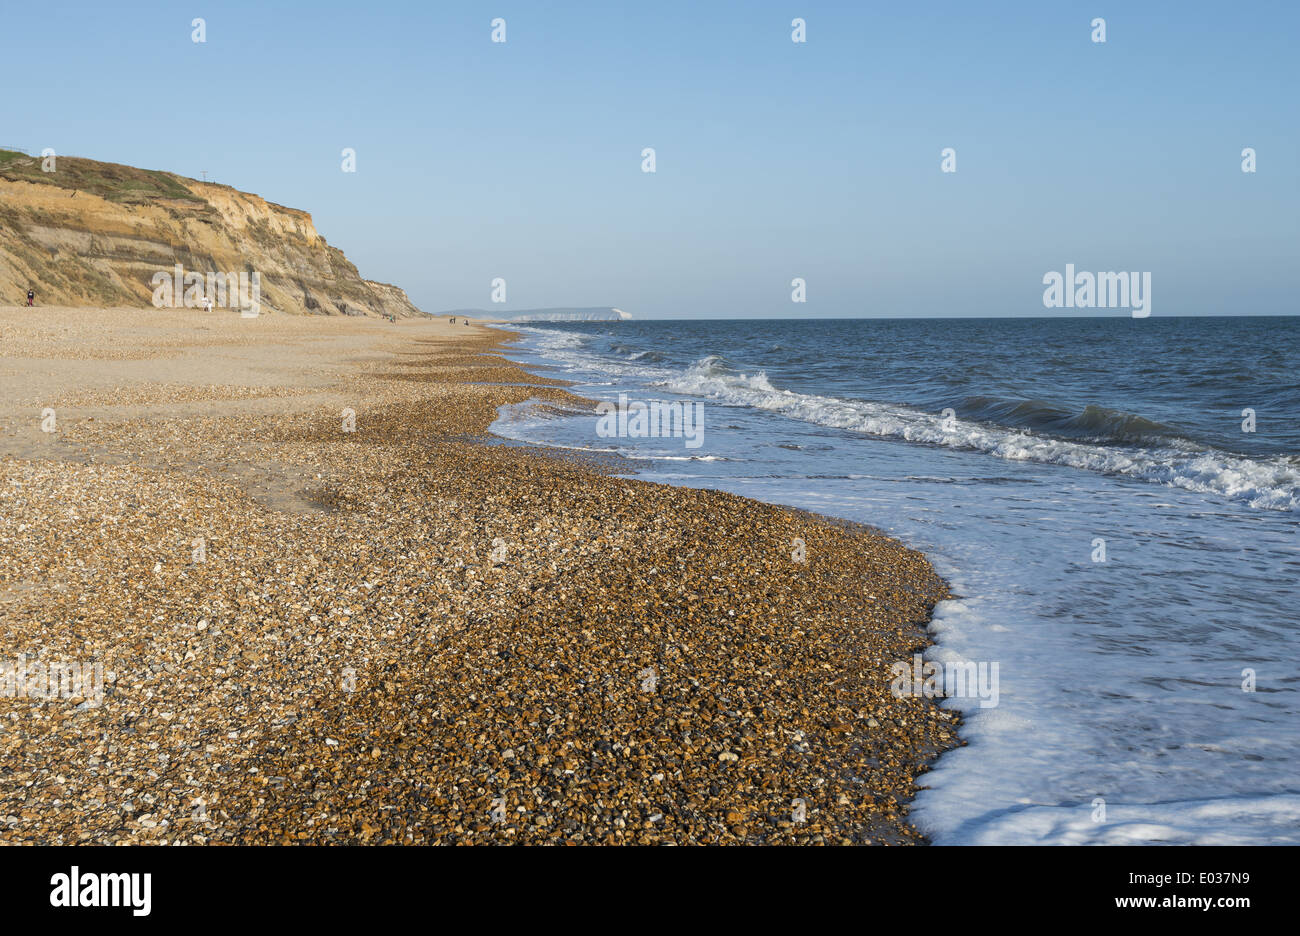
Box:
left=0, top=153, right=422, bottom=317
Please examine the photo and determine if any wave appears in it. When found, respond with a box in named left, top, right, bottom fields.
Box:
left=643, top=453, right=728, bottom=462
left=607, top=343, right=669, bottom=363
left=658, top=359, right=1300, bottom=512
left=954, top=396, right=1187, bottom=445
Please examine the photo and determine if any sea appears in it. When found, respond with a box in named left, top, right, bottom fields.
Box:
left=488, top=316, right=1300, bottom=845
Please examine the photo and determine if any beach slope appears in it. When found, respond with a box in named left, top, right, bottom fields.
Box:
left=0, top=306, right=954, bottom=844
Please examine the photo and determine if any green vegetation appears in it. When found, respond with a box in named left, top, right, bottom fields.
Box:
left=0, top=154, right=208, bottom=206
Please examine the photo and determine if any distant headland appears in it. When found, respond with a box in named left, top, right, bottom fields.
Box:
left=442, top=307, right=632, bottom=323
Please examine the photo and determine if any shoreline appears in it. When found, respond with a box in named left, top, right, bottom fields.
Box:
left=0, top=306, right=956, bottom=844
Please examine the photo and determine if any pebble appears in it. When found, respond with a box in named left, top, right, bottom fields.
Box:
left=0, top=318, right=956, bottom=845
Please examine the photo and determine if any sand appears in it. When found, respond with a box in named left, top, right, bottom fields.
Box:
left=0, top=304, right=956, bottom=844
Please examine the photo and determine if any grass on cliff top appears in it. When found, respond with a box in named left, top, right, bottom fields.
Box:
left=0, top=152, right=207, bottom=205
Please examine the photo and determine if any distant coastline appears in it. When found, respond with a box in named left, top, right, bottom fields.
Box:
left=440, top=306, right=631, bottom=323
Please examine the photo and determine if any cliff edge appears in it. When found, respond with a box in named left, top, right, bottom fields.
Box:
left=0, top=150, right=423, bottom=318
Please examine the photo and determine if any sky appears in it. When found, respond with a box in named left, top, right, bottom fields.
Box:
left=4, top=0, right=1297, bottom=318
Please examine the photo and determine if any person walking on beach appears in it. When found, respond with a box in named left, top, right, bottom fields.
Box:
left=26, top=288, right=35, bottom=307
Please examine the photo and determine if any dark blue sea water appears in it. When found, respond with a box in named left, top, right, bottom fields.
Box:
left=490, top=316, right=1300, bottom=845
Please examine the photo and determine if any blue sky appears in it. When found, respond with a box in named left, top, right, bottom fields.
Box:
left=4, top=0, right=1297, bottom=317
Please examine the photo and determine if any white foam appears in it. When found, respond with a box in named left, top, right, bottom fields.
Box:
left=915, top=793, right=1300, bottom=846
left=661, top=360, right=1300, bottom=512
left=645, top=454, right=727, bottom=462
left=497, top=327, right=1300, bottom=846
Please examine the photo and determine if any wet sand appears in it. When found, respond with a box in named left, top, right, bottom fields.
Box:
left=0, top=305, right=955, bottom=844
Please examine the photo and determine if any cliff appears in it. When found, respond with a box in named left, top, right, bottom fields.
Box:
left=0, top=150, right=423, bottom=318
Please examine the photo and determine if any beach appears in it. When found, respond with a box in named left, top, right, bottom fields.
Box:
left=494, top=317, right=1300, bottom=845
left=0, top=305, right=954, bottom=845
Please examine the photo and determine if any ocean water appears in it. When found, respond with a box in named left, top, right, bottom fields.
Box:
left=488, top=317, right=1300, bottom=846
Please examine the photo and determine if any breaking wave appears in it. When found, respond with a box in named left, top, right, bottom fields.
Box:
left=659, top=358, right=1300, bottom=512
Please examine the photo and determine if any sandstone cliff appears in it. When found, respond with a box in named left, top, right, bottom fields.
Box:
left=0, top=151, right=423, bottom=318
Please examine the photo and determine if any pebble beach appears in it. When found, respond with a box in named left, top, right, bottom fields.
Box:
left=0, top=306, right=955, bottom=845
